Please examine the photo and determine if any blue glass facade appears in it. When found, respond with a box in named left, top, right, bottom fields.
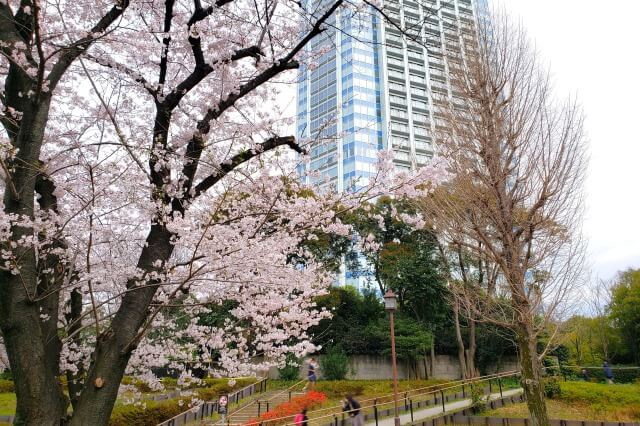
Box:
left=298, top=0, right=482, bottom=289
left=297, top=3, right=384, bottom=193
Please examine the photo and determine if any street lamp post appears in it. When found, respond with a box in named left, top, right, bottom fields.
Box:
left=384, top=289, right=401, bottom=426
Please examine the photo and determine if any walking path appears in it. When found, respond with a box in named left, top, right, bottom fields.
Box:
left=365, top=388, right=523, bottom=426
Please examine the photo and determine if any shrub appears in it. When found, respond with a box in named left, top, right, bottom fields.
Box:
left=202, top=377, right=255, bottom=388
left=196, top=378, right=257, bottom=401
left=110, top=376, right=259, bottom=424
left=469, top=384, right=487, bottom=414
left=543, top=378, right=561, bottom=398
left=542, top=357, right=560, bottom=377
left=320, top=346, right=350, bottom=381
left=109, top=398, right=188, bottom=426
left=120, top=376, right=153, bottom=393
left=245, top=391, right=327, bottom=425
left=0, top=380, right=14, bottom=393
left=278, top=355, right=301, bottom=381
left=315, top=381, right=365, bottom=398
left=567, top=366, right=640, bottom=384
left=160, top=377, right=178, bottom=388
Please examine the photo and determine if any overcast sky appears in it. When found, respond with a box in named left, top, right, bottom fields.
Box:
left=497, top=1, right=640, bottom=281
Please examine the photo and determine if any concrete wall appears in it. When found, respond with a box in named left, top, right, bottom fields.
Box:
left=268, top=354, right=518, bottom=380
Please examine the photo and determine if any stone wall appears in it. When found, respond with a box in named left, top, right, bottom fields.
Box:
left=267, top=354, right=518, bottom=380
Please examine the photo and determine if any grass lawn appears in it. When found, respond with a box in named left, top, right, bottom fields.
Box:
left=0, top=377, right=260, bottom=425
left=0, top=393, right=16, bottom=416
left=484, top=381, right=640, bottom=422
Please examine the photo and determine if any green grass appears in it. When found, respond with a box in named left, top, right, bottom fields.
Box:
left=0, top=393, right=16, bottom=416
left=557, top=381, right=640, bottom=408
left=484, top=381, right=640, bottom=422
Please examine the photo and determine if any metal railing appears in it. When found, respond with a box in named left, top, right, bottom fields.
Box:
left=229, top=379, right=308, bottom=421
left=239, top=371, right=522, bottom=426
left=157, top=377, right=269, bottom=426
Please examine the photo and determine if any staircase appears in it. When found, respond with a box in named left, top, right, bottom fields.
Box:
left=223, top=390, right=305, bottom=425
left=197, top=380, right=306, bottom=426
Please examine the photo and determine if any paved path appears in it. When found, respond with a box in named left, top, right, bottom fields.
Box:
left=365, top=388, right=523, bottom=426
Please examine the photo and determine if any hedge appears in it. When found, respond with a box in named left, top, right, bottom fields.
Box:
left=110, top=398, right=188, bottom=426
left=110, top=377, right=258, bottom=425
left=315, top=381, right=365, bottom=398
left=564, top=366, right=640, bottom=383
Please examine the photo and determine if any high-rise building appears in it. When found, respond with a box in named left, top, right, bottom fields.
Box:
left=296, top=0, right=485, bottom=287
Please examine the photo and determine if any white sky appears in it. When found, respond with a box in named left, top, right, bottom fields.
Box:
left=498, top=1, right=640, bottom=281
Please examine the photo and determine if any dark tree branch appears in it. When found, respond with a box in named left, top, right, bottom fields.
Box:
left=84, top=53, right=157, bottom=96
left=13, top=0, right=35, bottom=44
left=215, top=0, right=236, bottom=7
left=158, top=0, right=176, bottom=88
left=187, top=1, right=214, bottom=28
left=0, top=3, right=37, bottom=77
left=163, top=45, right=261, bottom=109
left=192, top=136, right=303, bottom=198
left=170, top=0, right=341, bottom=213
left=162, top=0, right=263, bottom=109
left=47, top=0, right=131, bottom=90
left=196, top=0, right=342, bottom=132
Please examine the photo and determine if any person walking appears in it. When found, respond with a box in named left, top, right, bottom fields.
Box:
left=342, top=395, right=363, bottom=426
left=294, top=408, right=308, bottom=426
left=581, top=368, right=590, bottom=381
left=303, top=357, right=318, bottom=391
left=603, top=362, right=614, bottom=384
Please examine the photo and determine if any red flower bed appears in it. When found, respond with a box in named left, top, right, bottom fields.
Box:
left=245, top=391, right=327, bottom=425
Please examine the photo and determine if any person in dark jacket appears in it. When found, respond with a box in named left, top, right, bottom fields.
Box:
left=343, top=394, right=363, bottom=426
left=603, top=362, right=614, bottom=384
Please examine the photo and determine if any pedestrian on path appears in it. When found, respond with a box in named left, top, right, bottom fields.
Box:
left=603, top=362, right=614, bottom=384
left=294, top=408, right=308, bottom=426
left=303, top=357, right=318, bottom=391
left=343, top=394, right=363, bottom=426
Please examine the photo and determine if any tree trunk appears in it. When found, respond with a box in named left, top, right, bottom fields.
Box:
left=430, top=343, right=435, bottom=377
left=0, top=97, right=67, bottom=425
left=466, top=318, right=477, bottom=377
left=0, top=273, right=67, bottom=425
left=68, top=224, right=175, bottom=426
left=516, top=323, right=550, bottom=426
left=423, top=351, right=429, bottom=380
left=453, top=298, right=468, bottom=379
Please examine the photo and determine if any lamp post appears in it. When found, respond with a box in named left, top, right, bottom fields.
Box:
left=384, top=289, right=401, bottom=426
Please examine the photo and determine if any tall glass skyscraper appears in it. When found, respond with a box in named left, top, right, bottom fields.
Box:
left=297, top=0, right=485, bottom=287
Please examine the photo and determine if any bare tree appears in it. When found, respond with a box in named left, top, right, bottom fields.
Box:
left=587, top=278, right=613, bottom=361
left=435, top=239, right=499, bottom=379
left=419, top=14, right=588, bottom=426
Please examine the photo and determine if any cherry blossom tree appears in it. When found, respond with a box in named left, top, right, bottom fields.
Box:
left=0, top=0, right=447, bottom=424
